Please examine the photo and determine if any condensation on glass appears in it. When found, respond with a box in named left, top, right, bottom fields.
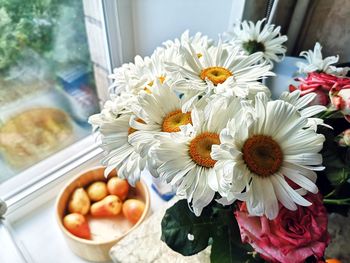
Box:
left=0, top=0, right=100, bottom=184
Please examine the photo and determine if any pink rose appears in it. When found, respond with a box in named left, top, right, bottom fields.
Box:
left=289, top=72, right=350, bottom=106
left=330, top=86, right=350, bottom=122
left=234, top=193, right=330, bottom=263
left=338, top=129, right=350, bottom=146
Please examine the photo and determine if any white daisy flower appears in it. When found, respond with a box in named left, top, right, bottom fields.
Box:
left=163, top=30, right=213, bottom=51
left=129, top=82, right=193, bottom=134
left=226, top=19, right=288, bottom=65
left=211, top=92, right=325, bottom=219
left=162, top=31, right=214, bottom=72
left=89, top=95, right=146, bottom=186
left=127, top=81, right=193, bottom=175
left=151, top=96, right=242, bottom=216
left=109, top=46, right=181, bottom=95
left=109, top=55, right=149, bottom=95
left=165, top=41, right=273, bottom=106
left=296, top=42, right=350, bottom=76
left=144, top=47, right=184, bottom=88
left=110, top=30, right=212, bottom=95
left=279, top=90, right=330, bottom=130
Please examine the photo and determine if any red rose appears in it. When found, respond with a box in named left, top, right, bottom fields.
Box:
left=234, top=193, right=330, bottom=263
left=289, top=72, right=350, bottom=106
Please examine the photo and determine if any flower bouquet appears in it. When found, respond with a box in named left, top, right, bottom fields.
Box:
left=89, top=19, right=350, bottom=263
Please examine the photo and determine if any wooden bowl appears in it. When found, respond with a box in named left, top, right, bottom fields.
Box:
left=56, top=167, right=150, bottom=262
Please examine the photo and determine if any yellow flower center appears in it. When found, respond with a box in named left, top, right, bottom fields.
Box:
left=242, top=135, right=283, bottom=177
left=200, top=66, right=233, bottom=85
left=144, top=87, right=152, bottom=94
left=147, top=76, right=166, bottom=87
left=158, top=75, right=166, bottom=84
left=128, top=118, right=145, bottom=135
left=162, top=110, right=192, bottom=132
left=197, top=53, right=203, bottom=59
left=189, top=132, right=220, bottom=168
left=144, top=76, right=166, bottom=93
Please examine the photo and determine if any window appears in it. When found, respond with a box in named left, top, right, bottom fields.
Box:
left=0, top=0, right=121, bottom=202
left=0, top=0, right=101, bottom=185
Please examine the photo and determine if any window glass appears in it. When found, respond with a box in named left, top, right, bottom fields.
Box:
left=0, top=0, right=99, bottom=183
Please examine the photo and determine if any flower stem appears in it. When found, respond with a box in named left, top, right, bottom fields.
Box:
left=323, top=198, right=350, bottom=205
left=324, top=189, right=338, bottom=198
left=318, top=109, right=338, bottom=119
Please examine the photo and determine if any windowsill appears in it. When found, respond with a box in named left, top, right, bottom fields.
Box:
left=1, top=135, right=99, bottom=202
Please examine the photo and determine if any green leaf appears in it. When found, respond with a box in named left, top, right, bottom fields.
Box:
left=318, top=125, right=350, bottom=187
left=211, top=225, right=254, bottom=263
left=324, top=182, right=350, bottom=215
left=161, top=199, right=213, bottom=256
left=211, top=225, right=236, bottom=263
left=210, top=215, right=264, bottom=263
left=326, top=167, right=350, bottom=186
left=161, top=199, right=264, bottom=262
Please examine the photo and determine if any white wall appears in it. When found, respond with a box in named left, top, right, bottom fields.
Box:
left=126, top=0, right=240, bottom=58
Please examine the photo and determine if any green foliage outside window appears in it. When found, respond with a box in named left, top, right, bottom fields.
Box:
left=0, top=0, right=91, bottom=78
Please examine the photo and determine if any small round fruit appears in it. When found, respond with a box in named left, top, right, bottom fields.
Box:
left=90, top=195, right=122, bottom=217
left=68, top=188, right=90, bottom=215
left=63, top=213, right=91, bottom=239
left=122, top=199, right=145, bottom=224
left=107, top=177, right=130, bottom=200
left=87, top=181, right=108, bottom=202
